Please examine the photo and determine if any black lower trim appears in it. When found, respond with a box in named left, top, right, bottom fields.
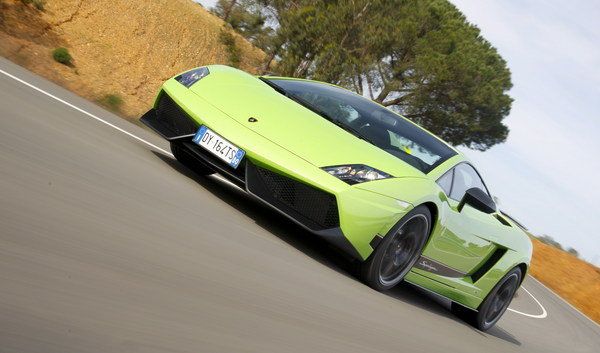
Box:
left=140, top=92, right=200, bottom=140
left=179, top=141, right=246, bottom=187
left=369, top=234, right=384, bottom=249
left=313, top=227, right=363, bottom=260
left=140, top=107, right=197, bottom=141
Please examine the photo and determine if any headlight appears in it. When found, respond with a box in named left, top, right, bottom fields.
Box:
left=322, top=165, right=392, bottom=185
left=175, top=67, right=210, bottom=88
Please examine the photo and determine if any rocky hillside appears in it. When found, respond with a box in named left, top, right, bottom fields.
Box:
left=0, top=0, right=265, bottom=119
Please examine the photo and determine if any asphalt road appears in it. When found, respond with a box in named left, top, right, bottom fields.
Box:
left=1, top=57, right=599, bottom=353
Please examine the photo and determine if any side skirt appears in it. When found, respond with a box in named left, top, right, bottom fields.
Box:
left=404, top=270, right=483, bottom=310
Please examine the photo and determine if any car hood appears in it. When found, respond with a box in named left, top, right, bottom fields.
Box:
left=189, top=67, right=423, bottom=179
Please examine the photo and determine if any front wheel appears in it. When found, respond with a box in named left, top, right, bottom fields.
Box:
left=360, top=206, right=431, bottom=291
left=452, top=267, right=522, bottom=331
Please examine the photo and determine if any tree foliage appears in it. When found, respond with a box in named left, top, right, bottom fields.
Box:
left=567, top=247, right=580, bottom=258
left=538, top=234, right=564, bottom=251
left=211, top=0, right=271, bottom=44
left=212, top=0, right=513, bottom=150
left=218, top=28, right=242, bottom=68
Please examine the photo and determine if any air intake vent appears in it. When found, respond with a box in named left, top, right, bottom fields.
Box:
left=246, top=163, right=340, bottom=230
left=154, top=93, right=199, bottom=138
left=471, top=248, right=507, bottom=283
left=494, top=214, right=512, bottom=227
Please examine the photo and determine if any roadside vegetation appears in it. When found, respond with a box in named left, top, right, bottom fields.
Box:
left=99, top=93, right=124, bottom=113
left=218, top=28, right=241, bottom=68
left=52, top=47, right=72, bottom=65
left=21, top=0, right=44, bottom=11
left=536, top=234, right=580, bottom=257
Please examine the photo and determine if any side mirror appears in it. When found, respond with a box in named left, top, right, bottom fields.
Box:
left=457, top=187, right=496, bottom=214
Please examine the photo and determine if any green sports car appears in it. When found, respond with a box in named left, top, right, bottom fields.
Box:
left=141, top=65, right=532, bottom=331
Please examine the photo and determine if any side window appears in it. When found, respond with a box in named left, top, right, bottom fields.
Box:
left=449, top=164, right=488, bottom=201
left=436, top=169, right=453, bottom=195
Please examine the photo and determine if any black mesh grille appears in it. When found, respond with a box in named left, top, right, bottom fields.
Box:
left=154, top=93, right=198, bottom=138
left=246, top=163, right=339, bottom=230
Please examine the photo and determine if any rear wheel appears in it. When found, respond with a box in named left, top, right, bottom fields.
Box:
left=360, top=206, right=431, bottom=291
left=452, top=267, right=522, bottom=331
left=170, top=143, right=214, bottom=176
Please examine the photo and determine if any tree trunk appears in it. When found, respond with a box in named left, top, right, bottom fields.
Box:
left=262, top=51, right=277, bottom=74
left=375, top=86, right=390, bottom=103
left=365, top=73, right=375, bottom=100
left=356, top=74, right=364, bottom=96
left=222, top=0, right=237, bottom=22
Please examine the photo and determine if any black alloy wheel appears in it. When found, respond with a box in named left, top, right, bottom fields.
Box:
left=361, top=205, right=431, bottom=291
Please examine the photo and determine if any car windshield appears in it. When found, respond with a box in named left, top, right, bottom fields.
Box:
left=263, top=78, right=457, bottom=173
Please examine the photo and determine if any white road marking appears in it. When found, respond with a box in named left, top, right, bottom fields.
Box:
left=507, top=285, right=548, bottom=319
left=0, top=67, right=243, bottom=192
left=4, top=64, right=584, bottom=324
left=0, top=68, right=172, bottom=156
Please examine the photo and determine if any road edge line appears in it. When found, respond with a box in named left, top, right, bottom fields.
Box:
left=0, top=67, right=172, bottom=156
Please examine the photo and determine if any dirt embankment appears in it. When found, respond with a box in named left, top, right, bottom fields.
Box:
left=0, top=0, right=265, bottom=120
left=530, top=238, right=600, bottom=323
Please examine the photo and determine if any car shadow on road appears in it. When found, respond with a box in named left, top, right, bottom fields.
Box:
left=152, top=151, right=521, bottom=347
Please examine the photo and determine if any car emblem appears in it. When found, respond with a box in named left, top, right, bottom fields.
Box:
left=248, top=117, right=258, bottom=122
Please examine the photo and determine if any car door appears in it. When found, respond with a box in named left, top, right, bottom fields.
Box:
left=421, top=163, right=500, bottom=275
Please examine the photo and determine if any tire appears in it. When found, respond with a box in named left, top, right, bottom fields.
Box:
left=452, top=267, right=522, bottom=331
left=170, top=143, right=214, bottom=176
left=360, top=205, right=431, bottom=291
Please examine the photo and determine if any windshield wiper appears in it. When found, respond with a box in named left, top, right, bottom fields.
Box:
left=259, top=77, right=374, bottom=144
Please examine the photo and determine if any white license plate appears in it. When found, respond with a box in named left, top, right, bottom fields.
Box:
left=192, top=126, right=245, bottom=168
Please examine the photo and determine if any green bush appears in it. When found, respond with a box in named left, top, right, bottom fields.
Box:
left=21, top=0, right=45, bottom=11
left=52, top=47, right=72, bottom=65
left=219, top=28, right=241, bottom=68
left=100, top=94, right=124, bottom=112
left=33, top=0, right=44, bottom=10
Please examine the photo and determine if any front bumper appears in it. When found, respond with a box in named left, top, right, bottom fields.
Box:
left=141, top=81, right=412, bottom=260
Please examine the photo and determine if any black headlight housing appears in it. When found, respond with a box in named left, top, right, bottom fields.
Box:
left=175, top=67, right=210, bottom=88
left=321, top=164, right=392, bottom=185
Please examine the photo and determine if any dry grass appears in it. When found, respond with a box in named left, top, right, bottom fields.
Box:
left=0, top=0, right=265, bottom=120
left=530, top=237, right=600, bottom=324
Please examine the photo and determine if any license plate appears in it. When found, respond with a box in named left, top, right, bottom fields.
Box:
left=192, top=126, right=245, bottom=169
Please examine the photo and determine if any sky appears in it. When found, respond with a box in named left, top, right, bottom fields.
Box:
left=449, top=0, right=600, bottom=264
left=196, top=0, right=600, bottom=264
